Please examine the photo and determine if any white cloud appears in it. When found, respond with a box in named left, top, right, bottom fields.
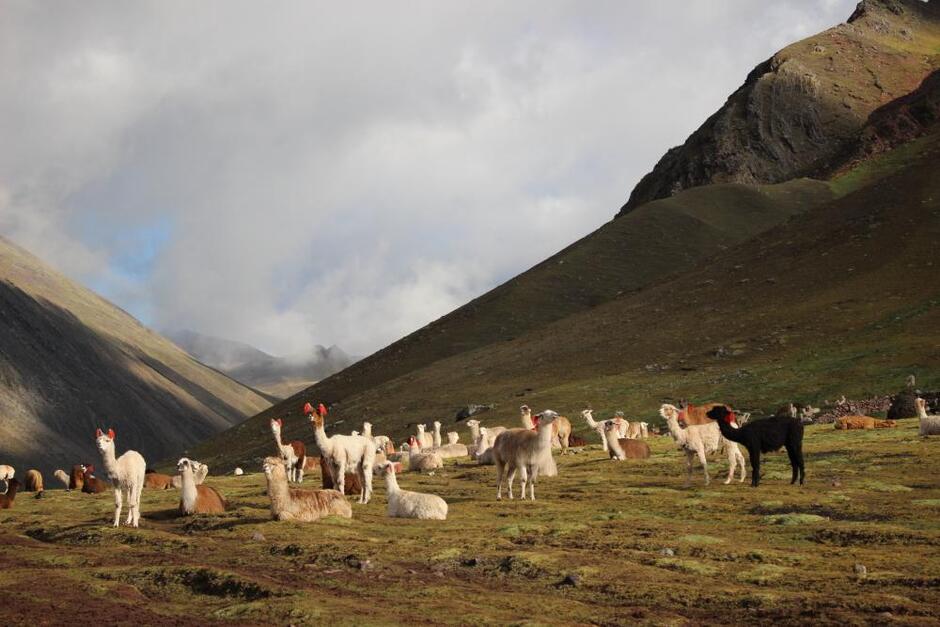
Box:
left=0, top=0, right=857, bottom=355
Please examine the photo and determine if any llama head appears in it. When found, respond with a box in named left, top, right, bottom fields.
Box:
left=915, top=397, right=925, bottom=411
left=376, top=460, right=396, bottom=477
left=351, top=430, right=359, bottom=437
left=706, top=405, right=736, bottom=424
left=177, top=457, right=194, bottom=474
left=270, top=418, right=283, bottom=433
left=94, top=428, right=115, bottom=452
left=363, top=421, right=372, bottom=432
left=537, top=410, right=559, bottom=426
left=603, top=420, right=618, bottom=433
left=417, top=424, right=426, bottom=434
left=520, top=405, right=531, bottom=416
left=581, top=409, right=593, bottom=419
left=658, top=404, right=679, bottom=421
left=433, top=421, right=441, bottom=430
left=262, top=456, right=286, bottom=478
left=466, top=419, right=479, bottom=429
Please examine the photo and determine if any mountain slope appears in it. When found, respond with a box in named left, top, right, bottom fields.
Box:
left=168, top=329, right=357, bottom=399
left=0, top=237, right=271, bottom=477
left=190, top=129, right=940, bottom=471
left=619, top=0, right=940, bottom=214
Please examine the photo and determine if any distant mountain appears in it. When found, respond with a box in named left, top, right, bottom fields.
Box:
left=0, top=236, right=271, bottom=479
left=619, top=0, right=939, bottom=214
left=168, top=329, right=358, bottom=399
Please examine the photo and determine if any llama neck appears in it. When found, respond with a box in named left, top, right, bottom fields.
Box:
left=384, top=471, right=400, bottom=494
left=266, top=469, right=292, bottom=514
left=272, top=427, right=285, bottom=449
left=468, top=423, right=480, bottom=441
left=663, top=416, right=687, bottom=445
left=180, top=468, right=197, bottom=512
left=583, top=413, right=598, bottom=429
left=537, top=422, right=554, bottom=449
left=313, top=422, right=334, bottom=456
left=714, top=418, right=743, bottom=442
left=917, top=403, right=929, bottom=419
left=521, top=412, right=535, bottom=430
left=99, top=444, right=119, bottom=478
left=605, top=429, right=625, bottom=457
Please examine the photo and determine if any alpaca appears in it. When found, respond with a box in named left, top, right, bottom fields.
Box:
left=177, top=458, right=226, bottom=515
left=379, top=461, right=447, bottom=520
left=474, top=428, right=496, bottom=465
left=603, top=422, right=651, bottom=460
left=306, top=402, right=375, bottom=504
left=493, top=411, right=558, bottom=500
left=834, top=416, right=897, bottom=430
left=432, top=421, right=443, bottom=448
left=447, top=432, right=460, bottom=445
left=707, top=406, right=805, bottom=487
left=582, top=410, right=608, bottom=451
left=916, top=398, right=940, bottom=436
left=521, top=405, right=572, bottom=454
left=0, top=479, right=19, bottom=509
left=94, top=428, right=146, bottom=527
left=69, top=465, right=85, bottom=491
left=406, top=436, right=444, bottom=471
left=24, top=469, right=43, bottom=493
left=233, top=467, right=244, bottom=476
left=80, top=465, right=109, bottom=494
left=271, top=418, right=306, bottom=483
left=660, top=404, right=745, bottom=486
left=144, top=471, right=175, bottom=490
left=319, top=455, right=363, bottom=495
left=416, top=424, right=433, bottom=450
left=54, top=469, right=70, bottom=490
left=263, top=456, right=352, bottom=522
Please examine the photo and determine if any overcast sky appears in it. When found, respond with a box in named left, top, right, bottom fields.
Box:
left=0, top=0, right=856, bottom=357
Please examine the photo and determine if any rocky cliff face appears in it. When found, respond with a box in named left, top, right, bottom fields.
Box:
left=618, top=0, right=940, bottom=216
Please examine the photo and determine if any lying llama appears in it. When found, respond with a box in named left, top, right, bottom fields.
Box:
left=406, top=436, right=444, bottom=471
left=177, top=458, right=226, bottom=515
left=0, top=479, right=19, bottom=509
left=660, top=404, right=745, bottom=486
left=916, top=397, right=940, bottom=436
left=69, top=465, right=84, bottom=491
left=144, top=471, right=175, bottom=490
left=466, top=419, right=506, bottom=454
left=81, top=465, right=109, bottom=493
left=271, top=418, right=306, bottom=483
left=493, top=411, right=557, bottom=500
left=306, top=402, right=375, bottom=503
left=447, top=432, right=460, bottom=445
left=521, top=405, right=572, bottom=454
left=474, top=428, right=496, bottom=465
left=379, top=461, right=447, bottom=520
left=0, top=465, right=13, bottom=493
left=233, top=467, right=244, bottom=476
left=95, top=428, right=146, bottom=527
left=54, top=469, right=70, bottom=490
left=24, top=469, right=43, bottom=493
left=603, top=422, right=651, bottom=460
left=707, top=406, right=805, bottom=487
left=835, top=416, right=897, bottom=430
left=263, top=456, right=352, bottom=522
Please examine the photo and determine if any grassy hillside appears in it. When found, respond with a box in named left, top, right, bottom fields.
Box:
left=0, top=237, right=271, bottom=478
left=188, top=129, right=939, bottom=472
left=3, top=422, right=938, bottom=624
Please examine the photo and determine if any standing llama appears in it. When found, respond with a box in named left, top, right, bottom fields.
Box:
left=271, top=418, right=307, bottom=483
left=306, top=402, right=375, bottom=504
left=493, top=411, right=557, bottom=500
left=706, top=406, right=805, bottom=487
left=94, top=428, right=146, bottom=527
left=660, top=404, right=745, bottom=486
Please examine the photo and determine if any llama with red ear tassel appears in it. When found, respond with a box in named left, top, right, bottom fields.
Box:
left=306, top=401, right=376, bottom=504
left=94, top=427, right=146, bottom=527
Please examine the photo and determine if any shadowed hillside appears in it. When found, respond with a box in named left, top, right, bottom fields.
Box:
left=619, top=0, right=940, bottom=213
left=0, top=237, right=270, bottom=477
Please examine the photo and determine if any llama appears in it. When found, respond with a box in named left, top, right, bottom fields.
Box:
left=379, top=461, right=447, bottom=520
left=834, top=416, right=897, bottom=430
left=80, top=465, right=109, bottom=494
left=0, top=479, right=19, bottom=509
left=474, top=428, right=496, bottom=465
left=306, top=402, right=375, bottom=504
left=94, top=428, right=146, bottom=527
left=271, top=418, right=306, bottom=483
left=493, top=411, right=558, bottom=500
left=416, top=424, right=434, bottom=449
left=373, top=436, right=394, bottom=454
left=0, top=465, right=13, bottom=493
left=466, top=419, right=506, bottom=454
left=521, top=405, right=572, bottom=454
left=660, top=404, right=745, bottom=486
left=447, top=432, right=460, bottom=445
left=707, top=406, right=805, bottom=487
left=603, top=422, right=651, bottom=460
left=144, top=471, right=175, bottom=490
left=582, top=409, right=608, bottom=451
left=916, top=398, right=940, bottom=436
left=362, top=422, right=373, bottom=438
left=435, top=442, right=469, bottom=459
left=665, top=402, right=733, bottom=427
left=263, top=456, right=352, bottom=522
left=177, top=458, right=226, bottom=515
left=406, top=436, right=444, bottom=471
left=69, top=465, right=85, bottom=491
left=24, top=469, right=43, bottom=493
left=432, top=421, right=443, bottom=449
left=54, top=469, right=70, bottom=490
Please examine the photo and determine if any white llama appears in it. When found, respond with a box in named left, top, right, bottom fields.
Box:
left=94, top=428, right=146, bottom=527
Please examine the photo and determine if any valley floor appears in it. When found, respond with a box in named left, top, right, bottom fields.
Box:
left=1, top=421, right=938, bottom=625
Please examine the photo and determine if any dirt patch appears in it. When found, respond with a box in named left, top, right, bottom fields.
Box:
left=98, top=567, right=273, bottom=601
left=811, top=527, right=939, bottom=547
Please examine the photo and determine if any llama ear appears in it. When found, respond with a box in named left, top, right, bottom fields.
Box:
left=303, top=402, right=314, bottom=415
left=318, top=403, right=327, bottom=416
left=108, top=428, right=115, bottom=440
left=95, top=428, right=103, bottom=438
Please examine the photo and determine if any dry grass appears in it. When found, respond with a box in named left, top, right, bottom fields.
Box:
left=1, top=420, right=938, bottom=624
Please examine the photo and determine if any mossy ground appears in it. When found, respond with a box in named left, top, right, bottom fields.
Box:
left=2, top=420, right=938, bottom=625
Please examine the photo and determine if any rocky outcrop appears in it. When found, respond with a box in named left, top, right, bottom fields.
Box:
left=618, top=0, right=940, bottom=216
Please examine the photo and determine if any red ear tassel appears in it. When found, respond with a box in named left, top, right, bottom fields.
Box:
left=303, top=402, right=314, bottom=415
left=108, top=428, right=115, bottom=440
left=318, top=403, right=327, bottom=417
left=726, top=411, right=736, bottom=425
left=95, top=428, right=103, bottom=438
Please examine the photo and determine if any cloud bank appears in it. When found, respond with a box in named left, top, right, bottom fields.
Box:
left=0, top=0, right=856, bottom=355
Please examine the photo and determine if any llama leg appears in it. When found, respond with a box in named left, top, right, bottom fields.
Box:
left=360, top=464, right=373, bottom=504
left=724, top=448, right=735, bottom=485
left=519, top=466, right=529, bottom=500
left=786, top=446, right=800, bottom=485
left=495, top=461, right=505, bottom=500
left=796, top=446, right=805, bottom=486
left=334, top=461, right=346, bottom=495
left=297, top=460, right=304, bottom=484
left=529, top=465, right=539, bottom=500
left=737, top=449, right=747, bottom=482
left=113, top=488, right=123, bottom=527
left=507, top=467, right=517, bottom=500
left=697, top=447, right=710, bottom=486
left=684, top=451, right=694, bottom=487
left=749, top=448, right=761, bottom=487
left=131, top=484, right=141, bottom=527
